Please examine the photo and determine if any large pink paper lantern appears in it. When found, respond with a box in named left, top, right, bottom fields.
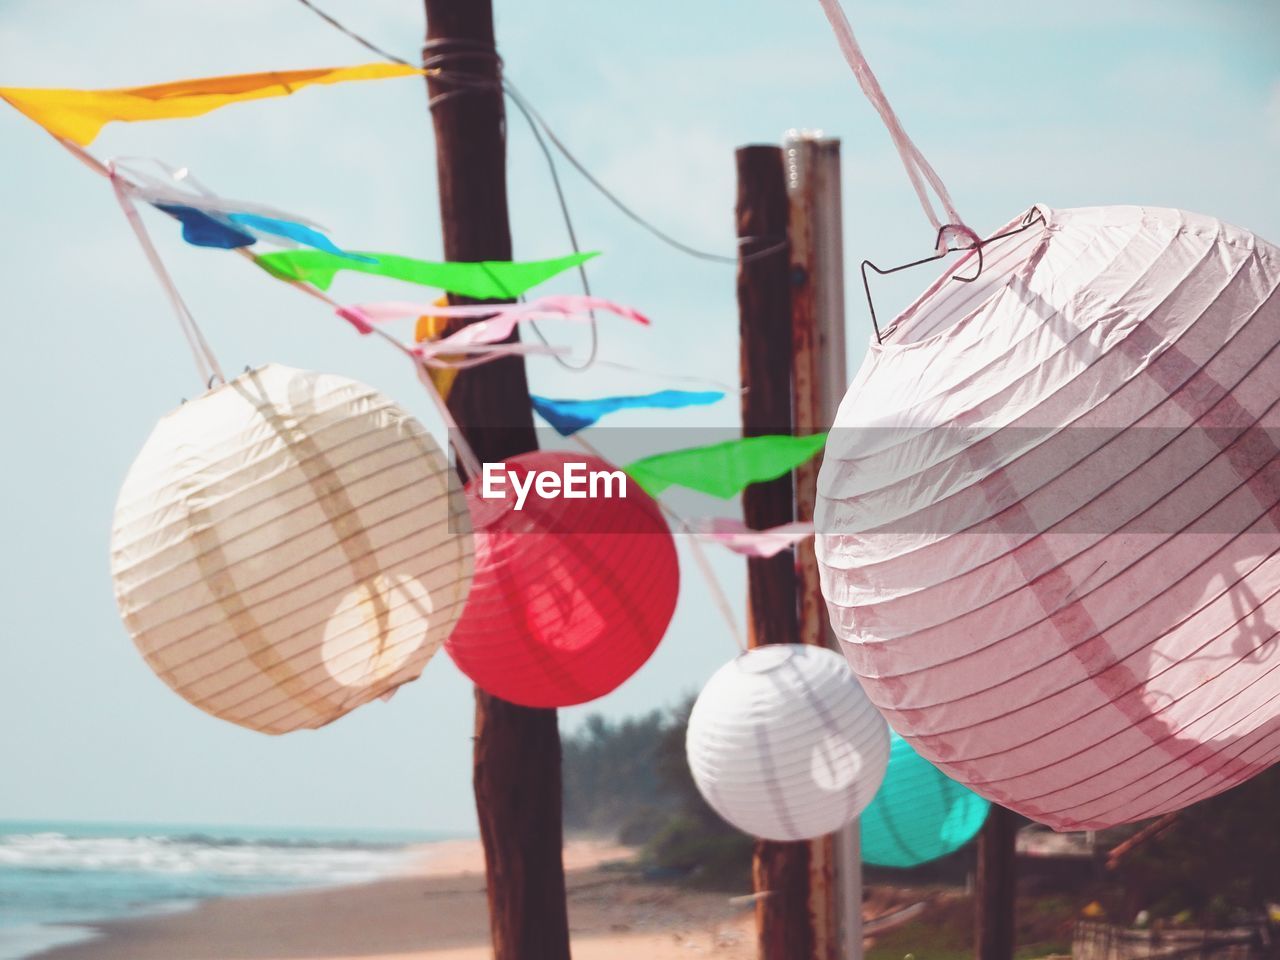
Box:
left=445, top=451, right=679, bottom=707
left=817, top=204, right=1280, bottom=830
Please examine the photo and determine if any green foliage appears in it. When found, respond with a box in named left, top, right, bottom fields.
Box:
left=560, top=709, right=669, bottom=837
left=864, top=894, right=1074, bottom=960
left=1112, top=764, right=1280, bottom=926
left=643, top=813, right=754, bottom=888
left=560, top=697, right=753, bottom=889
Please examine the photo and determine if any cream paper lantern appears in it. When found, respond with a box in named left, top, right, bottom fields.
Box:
left=817, top=204, right=1280, bottom=830
left=111, top=363, right=473, bottom=734
left=686, top=644, right=890, bottom=841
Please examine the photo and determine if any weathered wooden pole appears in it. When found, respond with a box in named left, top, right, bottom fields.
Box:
left=737, top=143, right=839, bottom=960
left=737, top=147, right=797, bottom=648
left=422, top=4, right=571, bottom=959
left=975, top=805, right=1018, bottom=960
left=786, top=132, right=856, bottom=960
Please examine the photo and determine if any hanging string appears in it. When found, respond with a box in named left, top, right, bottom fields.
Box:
left=59, top=138, right=228, bottom=388
left=290, top=0, right=787, bottom=268
left=682, top=527, right=749, bottom=654
left=501, top=82, right=787, bottom=267
left=105, top=160, right=227, bottom=388
left=815, top=0, right=971, bottom=248
left=410, top=360, right=485, bottom=480
left=501, top=82, right=599, bottom=370
left=292, top=0, right=413, bottom=65
left=421, top=37, right=601, bottom=371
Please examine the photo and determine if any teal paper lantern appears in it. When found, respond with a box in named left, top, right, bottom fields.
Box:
left=860, top=732, right=990, bottom=868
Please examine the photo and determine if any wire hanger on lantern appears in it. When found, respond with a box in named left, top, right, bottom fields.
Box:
left=814, top=0, right=1048, bottom=344
left=860, top=207, right=1048, bottom=343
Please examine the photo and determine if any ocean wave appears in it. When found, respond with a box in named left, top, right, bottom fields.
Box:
left=164, top=832, right=403, bottom=850
left=0, top=831, right=417, bottom=883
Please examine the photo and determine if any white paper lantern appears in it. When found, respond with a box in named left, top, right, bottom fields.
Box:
left=686, top=644, right=890, bottom=841
left=111, top=363, right=473, bottom=734
left=817, top=204, right=1280, bottom=830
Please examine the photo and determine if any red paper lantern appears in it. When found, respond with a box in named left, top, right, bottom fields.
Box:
left=445, top=451, right=679, bottom=707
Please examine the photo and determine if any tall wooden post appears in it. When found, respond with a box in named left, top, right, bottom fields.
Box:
left=737, top=143, right=835, bottom=960
left=787, top=133, right=854, bottom=960
left=422, top=4, right=571, bottom=959
left=975, top=805, right=1018, bottom=960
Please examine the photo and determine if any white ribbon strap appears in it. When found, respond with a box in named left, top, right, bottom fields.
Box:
left=108, top=165, right=226, bottom=388
left=816, top=0, right=971, bottom=247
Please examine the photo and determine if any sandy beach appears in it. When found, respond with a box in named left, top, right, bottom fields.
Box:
left=29, top=839, right=758, bottom=960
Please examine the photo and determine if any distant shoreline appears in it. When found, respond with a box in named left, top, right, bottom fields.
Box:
left=0, top=821, right=468, bottom=960
left=26, top=838, right=759, bottom=960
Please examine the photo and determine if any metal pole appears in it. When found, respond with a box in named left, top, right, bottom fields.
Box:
left=786, top=131, right=856, bottom=960
left=736, top=143, right=824, bottom=960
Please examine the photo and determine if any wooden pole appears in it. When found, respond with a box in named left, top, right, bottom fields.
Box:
left=786, top=133, right=854, bottom=960
left=975, top=805, right=1018, bottom=960
left=422, top=5, right=571, bottom=959
left=737, top=143, right=833, bottom=960
left=738, top=144, right=798, bottom=647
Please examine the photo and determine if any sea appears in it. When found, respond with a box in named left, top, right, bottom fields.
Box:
left=0, top=820, right=450, bottom=960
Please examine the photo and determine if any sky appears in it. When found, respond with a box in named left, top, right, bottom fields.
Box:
left=0, top=0, right=1277, bottom=836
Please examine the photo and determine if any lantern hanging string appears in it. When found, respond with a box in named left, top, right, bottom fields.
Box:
left=681, top=529, right=748, bottom=654
left=64, top=139, right=228, bottom=390
left=814, top=0, right=972, bottom=248
left=571, top=434, right=747, bottom=654
left=59, top=138, right=227, bottom=388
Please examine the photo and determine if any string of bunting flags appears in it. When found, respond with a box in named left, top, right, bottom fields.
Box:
left=3, top=45, right=993, bottom=865
left=0, top=61, right=829, bottom=554
left=17, top=0, right=1270, bottom=873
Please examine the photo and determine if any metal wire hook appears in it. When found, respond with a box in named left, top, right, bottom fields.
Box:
left=861, top=208, right=1047, bottom=344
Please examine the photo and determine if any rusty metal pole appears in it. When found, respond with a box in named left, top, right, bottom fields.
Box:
left=786, top=132, right=856, bottom=960
left=737, top=142, right=841, bottom=960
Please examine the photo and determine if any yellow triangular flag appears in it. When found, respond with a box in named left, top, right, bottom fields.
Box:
left=0, top=63, right=422, bottom=145
left=415, top=299, right=460, bottom=401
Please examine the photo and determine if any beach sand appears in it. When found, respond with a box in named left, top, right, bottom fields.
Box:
left=30, top=838, right=757, bottom=960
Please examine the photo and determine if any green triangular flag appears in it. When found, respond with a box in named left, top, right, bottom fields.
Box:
left=624, top=433, right=828, bottom=499
left=255, top=249, right=597, bottom=297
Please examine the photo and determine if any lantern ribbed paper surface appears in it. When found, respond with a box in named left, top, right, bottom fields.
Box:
left=111, top=364, right=473, bottom=734
left=861, top=732, right=990, bottom=868
left=444, top=451, right=678, bottom=708
left=686, top=644, right=890, bottom=841
left=816, top=204, right=1280, bottom=830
